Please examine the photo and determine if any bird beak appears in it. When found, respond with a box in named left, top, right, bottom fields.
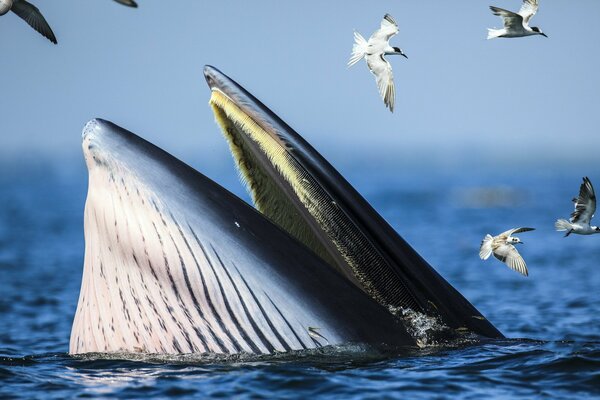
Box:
left=541, top=33, right=548, bottom=38
left=401, top=53, right=408, bottom=59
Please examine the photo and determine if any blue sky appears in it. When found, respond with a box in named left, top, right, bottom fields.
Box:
left=1, top=0, right=599, bottom=177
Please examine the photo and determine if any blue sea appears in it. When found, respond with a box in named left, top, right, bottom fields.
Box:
left=1, top=161, right=599, bottom=399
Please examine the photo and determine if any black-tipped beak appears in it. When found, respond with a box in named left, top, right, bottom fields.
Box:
left=541, top=33, right=548, bottom=38
left=401, top=53, right=408, bottom=59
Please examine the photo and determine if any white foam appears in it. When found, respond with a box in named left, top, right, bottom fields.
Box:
left=389, top=306, right=452, bottom=348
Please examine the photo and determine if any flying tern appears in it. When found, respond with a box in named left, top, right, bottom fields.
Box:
left=348, top=14, right=407, bottom=113
left=487, top=0, right=547, bottom=39
left=479, top=227, right=535, bottom=276
left=555, top=177, right=600, bottom=236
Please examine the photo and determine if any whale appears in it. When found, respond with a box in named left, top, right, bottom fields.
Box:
left=204, top=65, right=502, bottom=340
left=70, top=68, right=502, bottom=356
left=70, top=119, right=416, bottom=354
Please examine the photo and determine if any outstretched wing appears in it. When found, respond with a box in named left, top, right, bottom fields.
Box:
left=11, top=0, right=57, bottom=44
left=570, top=177, right=596, bottom=224
left=498, top=227, right=535, bottom=239
left=490, top=6, right=524, bottom=29
left=113, top=0, right=138, bottom=7
left=518, top=0, right=539, bottom=24
left=492, top=242, right=529, bottom=276
left=371, top=13, right=399, bottom=42
left=366, top=54, right=395, bottom=112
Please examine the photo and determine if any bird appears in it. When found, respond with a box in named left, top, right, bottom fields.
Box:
left=555, top=177, right=600, bottom=237
left=348, top=14, right=407, bottom=113
left=479, top=227, right=535, bottom=276
left=487, top=0, right=547, bottom=39
left=113, top=0, right=138, bottom=7
left=0, top=0, right=57, bottom=44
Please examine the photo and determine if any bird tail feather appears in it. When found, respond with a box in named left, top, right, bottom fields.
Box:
left=479, top=234, right=494, bottom=260
left=487, top=28, right=503, bottom=40
left=555, top=219, right=573, bottom=233
left=348, top=31, right=368, bottom=67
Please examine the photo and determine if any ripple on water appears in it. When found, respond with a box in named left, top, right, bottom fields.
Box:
left=0, top=341, right=599, bottom=399
left=2, top=172, right=600, bottom=399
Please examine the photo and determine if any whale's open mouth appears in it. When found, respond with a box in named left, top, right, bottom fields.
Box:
left=209, top=88, right=360, bottom=288
left=70, top=67, right=503, bottom=357
left=204, top=65, right=503, bottom=339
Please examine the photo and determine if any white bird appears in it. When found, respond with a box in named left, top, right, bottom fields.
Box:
left=0, top=0, right=57, bottom=44
left=555, top=177, right=600, bottom=237
left=348, top=14, right=407, bottom=113
left=479, top=227, right=535, bottom=276
left=487, top=0, right=547, bottom=39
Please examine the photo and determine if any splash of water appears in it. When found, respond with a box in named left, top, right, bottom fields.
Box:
left=388, top=306, right=463, bottom=348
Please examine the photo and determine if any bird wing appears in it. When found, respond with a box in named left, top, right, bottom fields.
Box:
left=570, top=177, right=596, bottom=224
left=11, top=0, right=57, bottom=44
left=518, top=0, right=539, bottom=24
left=498, top=227, right=535, bottom=238
left=371, top=13, right=399, bottom=42
left=492, top=242, right=529, bottom=276
left=366, top=54, right=395, bottom=112
left=113, top=0, right=138, bottom=7
left=489, top=6, right=524, bottom=29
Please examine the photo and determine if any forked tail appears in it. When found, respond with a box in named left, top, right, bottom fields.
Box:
left=555, top=219, right=573, bottom=236
left=487, top=28, right=504, bottom=40
left=479, top=234, right=494, bottom=260
left=348, top=31, right=368, bottom=67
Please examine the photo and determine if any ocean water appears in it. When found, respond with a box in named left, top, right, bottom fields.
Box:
left=0, top=162, right=599, bottom=399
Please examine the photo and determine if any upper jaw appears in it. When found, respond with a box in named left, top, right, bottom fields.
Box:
left=204, top=65, right=288, bottom=146
left=204, top=65, right=505, bottom=340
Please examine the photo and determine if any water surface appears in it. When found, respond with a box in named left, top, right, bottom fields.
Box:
left=1, top=164, right=598, bottom=399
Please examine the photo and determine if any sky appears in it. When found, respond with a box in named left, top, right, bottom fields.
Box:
left=1, top=0, right=599, bottom=180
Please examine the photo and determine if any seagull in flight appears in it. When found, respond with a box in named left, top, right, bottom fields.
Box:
left=0, top=0, right=57, bottom=43
left=348, top=14, right=407, bottom=113
left=479, top=227, right=535, bottom=276
left=555, top=177, right=600, bottom=237
left=487, top=0, right=547, bottom=39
